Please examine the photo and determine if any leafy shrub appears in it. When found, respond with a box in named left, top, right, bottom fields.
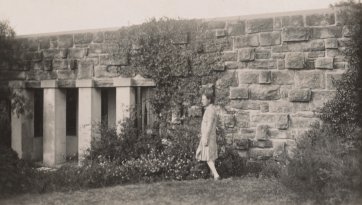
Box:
left=281, top=124, right=361, bottom=203
left=0, top=146, right=35, bottom=197
left=86, top=119, right=163, bottom=164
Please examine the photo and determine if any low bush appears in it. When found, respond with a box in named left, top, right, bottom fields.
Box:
left=281, top=123, right=361, bottom=204
left=0, top=146, right=35, bottom=196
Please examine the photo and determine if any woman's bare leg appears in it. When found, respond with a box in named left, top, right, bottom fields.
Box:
left=207, top=160, right=220, bottom=179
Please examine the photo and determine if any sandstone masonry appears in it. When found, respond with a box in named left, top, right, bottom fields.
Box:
left=0, top=8, right=351, bottom=164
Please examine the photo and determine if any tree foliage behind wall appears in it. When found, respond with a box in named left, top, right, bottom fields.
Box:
left=108, top=18, right=226, bottom=127
left=0, top=21, right=16, bottom=147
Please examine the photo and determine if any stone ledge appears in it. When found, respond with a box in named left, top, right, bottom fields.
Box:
left=8, top=81, right=27, bottom=89
left=41, top=80, right=58, bottom=88
left=76, top=79, right=94, bottom=88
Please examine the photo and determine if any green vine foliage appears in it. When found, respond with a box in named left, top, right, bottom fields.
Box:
left=321, top=1, right=362, bottom=144
left=105, top=18, right=227, bottom=127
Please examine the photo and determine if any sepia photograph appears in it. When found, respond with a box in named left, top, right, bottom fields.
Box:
left=0, top=0, right=361, bottom=204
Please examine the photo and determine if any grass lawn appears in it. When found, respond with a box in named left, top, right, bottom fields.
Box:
left=0, top=176, right=307, bottom=205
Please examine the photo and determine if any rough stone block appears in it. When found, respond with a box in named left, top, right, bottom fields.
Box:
left=270, top=129, right=289, bottom=139
left=74, top=33, right=93, bottom=44
left=248, top=60, right=277, bottom=69
left=325, top=38, right=338, bottom=48
left=93, top=32, right=104, bottom=43
left=38, top=36, right=51, bottom=49
left=271, top=53, right=285, bottom=59
left=69, top=48, right=88, bottom=59
left=259, top=71, right=271, bottom=84
left=88, top=44, right=104, bottom=55
left=238, top=70, right=259, bottom=84
left=326, top=49, right=342, bottom=58
left=308, top=51, right=325, bottom=58
left=104, top=30, right=121, bottom=42
left=255, top=48, right=271, bottom=59
left=280, top=15, right=304, bottom=27
left=99, top=54, right=128, bottom=66
left=342, top=25, right=354, bottom=37
left=57, top=34, right=73, bottom=48
left=233, top=34, right=259, bottom=48
left=222, top=114, right=235, bottom=128
left=215, top=29, right=227, bottom=38
left=230, top=86, right=249, bottom=99
left=246, top=18, right=273, bottom=33
left=285, top=52, right=305, bottom=69
left=239, top=128, right=256, bottom=139
left=310, top=39, right=325, bottom=51
left=315, top=57, right=334, bottom=69
left=289, top=116, right=320, bottom=129
left=227, top=21, right=245, bottom=36
left=338, top=38, right=352, bottom=47
left=276, top=114, right=289, bottom=130
left=285, top=139, right=297, bottom=158
left=251, top=114, right=276, bottom=124
left=260, top=102, right=269, bottom=113
left=255, top=124, right=270, bottom=140
left=43, top=60, right=53, bottom=71
left=238, top=48, right=255, bottom=62
left=281, top=27, right=310, bottom=42
left=206, top=20, right=226, bottom=29
left=52, top=59, right=69, bottom=70
left=310, top=90, right=336, bottom=112
left=24, top=51, right=43, bottom=62
left=326, top=73, right=343, bottom=89
left=249, top=148, right=274, bottom=160
left=259, top=31, right=281, bottom=46
left=77, top=59, right=94, bottom=79
left=306, top=13, right=335, bottom=26
left=249, top=85, right=280, bottom=100
left=188, top=105, right=202, bottom=117
left=250, top=139, right=273, bottom=148
left=43, top=49, right=68, bottom=59
left=222, top=51, right=237, bottom=61
left=295, top=71, right=325, bottom=89
left=94, top=65, right=120, bottom=78
left=235, top=111, right=250, bottom=128
left=230, top=100, right=260, bottom=110
left=271, top=139, right=286, bottom=158
left=56, top=70, right=76, bottom=79
left=333, top=62, right=348, bottom=70
left=288, top=89, right=312, bottom=102
left=311, top=26, right=342, bottom=39
left=233, top=138, right=249, bottom=150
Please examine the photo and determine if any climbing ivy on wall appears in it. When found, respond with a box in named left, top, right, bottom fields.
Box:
left=321, top=2, right=362, bottom=137
left=107, top=18, right=227, bottom=125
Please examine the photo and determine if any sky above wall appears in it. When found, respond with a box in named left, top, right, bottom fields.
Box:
left=0, top=0, right=339, bottom=36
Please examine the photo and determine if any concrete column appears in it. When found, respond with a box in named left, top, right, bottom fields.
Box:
left=76, top=80, right=101, bottom=164
left=114, top=78, right=135, bottom=134
left=41, top=80, right=66, bottom=167
left=9, top=81, right=34, bottom=160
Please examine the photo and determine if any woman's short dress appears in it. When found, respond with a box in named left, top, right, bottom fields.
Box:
left=196, top=104, right=218, bottom=161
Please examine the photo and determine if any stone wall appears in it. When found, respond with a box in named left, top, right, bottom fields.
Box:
left=1, top=8, right=352, bottom=160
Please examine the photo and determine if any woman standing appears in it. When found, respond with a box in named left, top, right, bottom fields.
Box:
left=196, top=91, right=220, bottom=180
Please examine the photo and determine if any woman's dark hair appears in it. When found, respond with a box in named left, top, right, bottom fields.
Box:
left=203, top=90, right=215, bottom=104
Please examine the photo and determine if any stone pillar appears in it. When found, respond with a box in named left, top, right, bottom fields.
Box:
left=76, top=80, right=101, bottom=165
left=114, top=78, right=135, bottom=134
left=41, top=80, right=66, bottom=167
left=9, top=81, right=34, bottom=160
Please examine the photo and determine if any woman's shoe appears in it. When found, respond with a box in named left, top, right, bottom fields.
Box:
left=214, top=176, right=221, bottom=181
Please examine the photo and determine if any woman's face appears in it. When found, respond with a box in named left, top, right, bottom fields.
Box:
left=202, top=95, right=210, bottom=107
